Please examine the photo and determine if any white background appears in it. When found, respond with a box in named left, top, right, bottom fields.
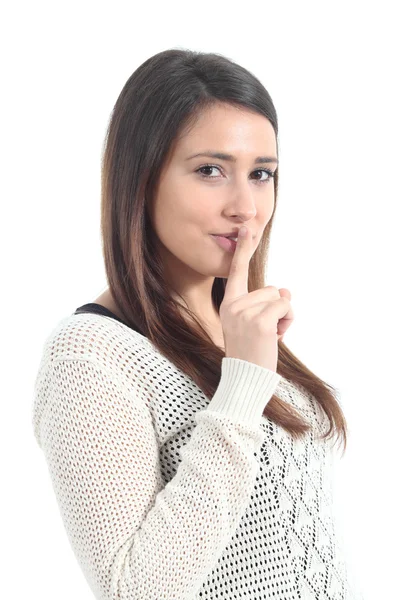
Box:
left=1, top=1, right=398, bottom=598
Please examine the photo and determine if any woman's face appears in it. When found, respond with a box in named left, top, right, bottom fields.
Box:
left=148, top=102, right=278, bottom=288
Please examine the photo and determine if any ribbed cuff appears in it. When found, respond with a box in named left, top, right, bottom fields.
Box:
left=206, top=357, right=282, bottom=427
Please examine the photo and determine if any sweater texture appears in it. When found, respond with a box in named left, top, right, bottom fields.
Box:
left=31, top=303, right=364, bottom=599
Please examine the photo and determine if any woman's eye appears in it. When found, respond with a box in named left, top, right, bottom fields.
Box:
left=197, top=165, right=219, bottom=178
left=196, top=165, right=274, bottom=184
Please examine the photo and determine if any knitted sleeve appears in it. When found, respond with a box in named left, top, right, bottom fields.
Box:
left=34, top=356, right=281, bottom=600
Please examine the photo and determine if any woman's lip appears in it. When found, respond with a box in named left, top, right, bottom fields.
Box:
left=211, top=234, right=237, bottom=239
left=210, top=234, right=237, bottom=253
left=210, top=233, right=255, bottom=239
left=211, top=233, right=238, bottom=237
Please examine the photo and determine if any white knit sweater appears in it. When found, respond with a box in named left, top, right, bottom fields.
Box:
left=32, top=308, right=364, bottom=600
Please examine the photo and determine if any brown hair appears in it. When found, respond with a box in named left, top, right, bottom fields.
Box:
left=100, top=47, right=347, bottom=456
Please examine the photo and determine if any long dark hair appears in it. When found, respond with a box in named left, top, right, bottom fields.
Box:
left=100, top=48, right=347, bottom=455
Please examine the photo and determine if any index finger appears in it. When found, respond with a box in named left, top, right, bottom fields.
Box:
left=223, top=226, right=251, bottom=301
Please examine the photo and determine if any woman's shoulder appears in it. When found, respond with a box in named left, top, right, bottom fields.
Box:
left=37, top=309, right=154, bottom=372
left=32, top=310, right=158, bottom=449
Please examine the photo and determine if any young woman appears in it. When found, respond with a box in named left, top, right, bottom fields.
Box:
left=32, top=48, right=363, bottom=599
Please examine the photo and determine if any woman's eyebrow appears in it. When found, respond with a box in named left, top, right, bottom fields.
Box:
left=185, top=151, right=279, bottom=165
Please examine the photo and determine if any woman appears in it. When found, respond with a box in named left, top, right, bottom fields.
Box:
left=32, top=48, right=363, bottom=599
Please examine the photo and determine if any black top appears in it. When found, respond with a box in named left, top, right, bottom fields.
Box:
left=74, top=303, right=139, bottom=332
